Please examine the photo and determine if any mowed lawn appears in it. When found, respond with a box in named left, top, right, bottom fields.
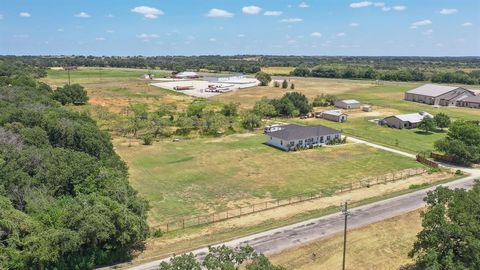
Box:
left=215, top=78, right=480, bottom=154
left=270, top=210, right=422, bottom=270
left=114, top=134, right=422, bottom=224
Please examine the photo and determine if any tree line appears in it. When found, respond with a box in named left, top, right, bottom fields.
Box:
left=292, top=66, right=480, bottom=84
left=0, top=60, right=149, bottom=269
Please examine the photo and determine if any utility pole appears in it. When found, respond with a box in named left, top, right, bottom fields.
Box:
left=67, top=68, right=71, bottom=86
left=341, top=201, right=350, bottom=270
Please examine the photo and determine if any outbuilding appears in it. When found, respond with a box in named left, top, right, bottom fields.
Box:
left=382, top=111, right=433, bottom=129
left=335, top=99, right=361, bottom=109
left=405, top=84, right=475, bottom=106
left=320, top=110, right=348, bottom=122
left=266, top=124, right=341, bottom=151
left=173, top=71, right=199, bottom=79
left=456, top=95, right=480, bottom=109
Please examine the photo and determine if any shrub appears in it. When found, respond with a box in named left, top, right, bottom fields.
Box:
left=142, top=134, right=154, bottom=145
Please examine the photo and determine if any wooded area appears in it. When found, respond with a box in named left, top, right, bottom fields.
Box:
left=0, top=60, right=149, bottom=269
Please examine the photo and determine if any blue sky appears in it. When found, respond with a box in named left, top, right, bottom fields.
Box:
left=1, top=0, right=479, bottom=56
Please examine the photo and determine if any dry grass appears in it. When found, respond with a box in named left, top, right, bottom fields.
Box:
left=261, top=67, right=296, bottom=75
left=212, top=78, right=374, bottom=108
left=269, top=210, right=422, bottom=270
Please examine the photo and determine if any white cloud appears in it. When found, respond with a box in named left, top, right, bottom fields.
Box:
left=57, top=28, right=64, bottom=32
left=349, top=23, right=359, bottom=27
left=264, top=11, right=283, bottom=16
left=299, top=2, right=309, bottom=8
left=137, top=33, right=160, bottom=41
left=105, top=14, right=114, bottom=18
left=96, top=37, right=106, bottom=41
left=206, top=8, right=234, bottom=18
left=350, top=1, right=372, bottom=8
left=75, top=12, right=90, bottom=18
left=310, top=32, right=322, bottom=37
left=19, top=12, right=31, bottom=17
left=106, top=30, right=115, bottom=33
left=281, top=18, right=303, bottom=23
left=439, top=8, right=458, bottom=15
left=393, top=6, right=406, bottom=11
left=242, top=6, right=262, bottom=15
left=131, top=6, right=164, bottom=19
left=373, top=2, right=385, bottom=7
left=336, top=32, right=346, bottom=37
left=411, top=19, right=432, bottom=29
left=382, top=6, right=391, bottom=11
left=0, top=14, right=3, bottom=20
left=209, top=38, right=217, bottom=42
left=462, top=22, right=473, bottom=27
left=237, top=34, right=245, bottom=38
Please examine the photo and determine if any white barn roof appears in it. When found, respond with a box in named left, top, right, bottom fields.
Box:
left=393, top=112, right=433, bottom=123
left=340, top=99, right=360, bottom=104
left=176, top=71, right=198, bottom=77
left=406, top=84, right=460, bottom=97
left=323, top=110, right=346, bottom=116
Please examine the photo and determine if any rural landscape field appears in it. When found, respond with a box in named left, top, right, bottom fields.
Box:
left=1, top=1, right=480, bottom=270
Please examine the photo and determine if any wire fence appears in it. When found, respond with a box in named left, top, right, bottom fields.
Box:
left=154, top=167, right=427, bottom=233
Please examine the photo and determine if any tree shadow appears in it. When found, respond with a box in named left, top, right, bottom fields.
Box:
left=414, top=130, right=434, bottom=135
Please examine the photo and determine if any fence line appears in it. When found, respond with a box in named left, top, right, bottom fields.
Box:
left=155, top=167, right=427, bottom=233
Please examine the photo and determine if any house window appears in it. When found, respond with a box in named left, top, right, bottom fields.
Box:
left=280, top=140, right=283, bottom=145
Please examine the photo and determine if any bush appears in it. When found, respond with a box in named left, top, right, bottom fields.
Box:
left=142, top=134, right=154, bottom=145
left=52, top=84, right=89, bottom=105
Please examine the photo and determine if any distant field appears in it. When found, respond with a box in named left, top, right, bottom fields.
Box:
left=270, top=209, right=421, bottom=270
left=212, top=77, right=374, bottom=108
left=113, top=134, right=422, bottom=225
left=44, top=68, right=192, bottom=129
left=261, top=66, right=295, bottom=75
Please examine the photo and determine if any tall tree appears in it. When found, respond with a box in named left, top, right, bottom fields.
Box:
left=434, top=120, right=480, bottom=164
left=434, top=113, right=451, bottom=130
left=255, top=72, right=272, bottom=86
left=408, top=182, right=480, bottom=269
left=417, top=117, right=436, bottom=133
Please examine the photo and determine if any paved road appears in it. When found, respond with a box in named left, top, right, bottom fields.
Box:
left=123, top=139, right=480, bottom=270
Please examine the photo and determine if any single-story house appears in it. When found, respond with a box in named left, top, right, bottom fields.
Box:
left=456, top=95, right=480, bottom=109
left=266, top=124, right=341, bottom=151
left=405, top=84, right=475, bottom=106
left=382, top=111, right=433, bottom=129
left=335, top=99, right=361, bottom=109
left=320, top=110, right=348, bottom=122
left=173, top=71, right=199, bottom=79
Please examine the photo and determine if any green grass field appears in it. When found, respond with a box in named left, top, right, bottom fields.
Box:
left=46, top=67, right=170, bottom=84
left=217, top=80, right=480, bottom=154
left=114, top=134, right=423, bottom=224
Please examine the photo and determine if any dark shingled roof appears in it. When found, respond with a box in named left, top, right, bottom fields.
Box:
left=269, top=124, right=341, bottom=141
